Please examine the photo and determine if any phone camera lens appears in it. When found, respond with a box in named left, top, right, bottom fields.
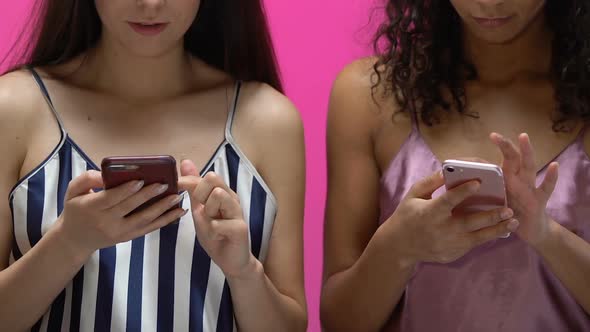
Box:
left=446, top=166, right=455, bottom=173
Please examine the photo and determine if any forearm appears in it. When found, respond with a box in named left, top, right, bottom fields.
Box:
left=320, top=226, right=415, bottom=332
left=0, top=222, right=91, bottom=331
left=534, top=220, right=590, bottom=314
left=227, top=256, right=307, bottom=332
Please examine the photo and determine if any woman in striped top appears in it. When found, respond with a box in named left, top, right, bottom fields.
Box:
left=0, top=0, right=307, bottom=331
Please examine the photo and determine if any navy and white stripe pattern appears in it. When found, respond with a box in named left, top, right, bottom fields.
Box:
left=8, top=74, right=277, bottom=332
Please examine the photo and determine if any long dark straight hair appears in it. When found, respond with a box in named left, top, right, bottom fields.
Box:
left=5, top=0, right=283, bottom=92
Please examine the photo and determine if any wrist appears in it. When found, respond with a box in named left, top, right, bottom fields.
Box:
left=226, top=254, right=263, bottom=284
left=374, top=220, right=418, bottom=271
left=531, top=218, right=562, bottom=255
left=51, top=219, right=94, bottom=265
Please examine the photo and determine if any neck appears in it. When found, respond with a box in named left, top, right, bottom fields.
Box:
left=80, top=33, right=196, bottom=102
left=464, top=10, right=552, bottom=84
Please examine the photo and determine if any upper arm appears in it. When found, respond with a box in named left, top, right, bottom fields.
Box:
left=323, top=58, right=407, bottom=281
left=0, top=70, right=37, bottom=271
left=234, top=83, right=307, bottom=307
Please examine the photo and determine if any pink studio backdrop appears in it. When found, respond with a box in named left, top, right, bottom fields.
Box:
left=0, top=1, right=379, bottom=331
left=264, top=1, right=378, bottom=331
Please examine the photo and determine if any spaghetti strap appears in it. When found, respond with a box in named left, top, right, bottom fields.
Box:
left=581, top=122, right=589, bottom=137
left=410, top=110, right=420, bottom=133
left=224, top=80, right=242, bottom=141
left=28, top=66, right=67, bottom=136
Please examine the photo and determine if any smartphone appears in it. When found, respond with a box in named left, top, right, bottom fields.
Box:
left=442, top=159, right=507, bottom=215
left=101, top=155, right=180, bottom=217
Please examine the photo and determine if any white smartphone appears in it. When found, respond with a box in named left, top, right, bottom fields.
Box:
left=442, top=159, right=507, bottom=216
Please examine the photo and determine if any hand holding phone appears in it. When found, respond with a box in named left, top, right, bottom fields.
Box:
left=442, top=159, right=511, bottom=238
left=56, top=158, right=186, bottom=255
left=383, top=169, right=517, bottom=266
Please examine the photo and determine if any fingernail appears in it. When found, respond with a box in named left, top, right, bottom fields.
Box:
left=501, top=209, right=513, bottom=219
left=155, top=184, right=169, bottom=194
left=132, top=180, right=145, bottom=192
left=171, top=209, right=189, bottom=225
left=470, top=181, right=480, bottom=191
left=507, top=219, right=520, bottom=232
left=171, top=195, right=184, bottom=205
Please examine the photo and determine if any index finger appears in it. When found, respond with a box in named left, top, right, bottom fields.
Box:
left=519, top=133, right=536, bottom=177
left=490, top=133, right=521, bottom=174
left=178, top=175, right=201, bottom=193
left=65, top=170, right=104, bottom=200
left=407, top=170, right=445, bottom=199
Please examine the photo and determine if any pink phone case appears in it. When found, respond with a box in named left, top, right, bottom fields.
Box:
left=442, top=159, right=507, bottom=215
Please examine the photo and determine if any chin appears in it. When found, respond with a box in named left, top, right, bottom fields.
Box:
left=470, top=28, right=527, bottom=45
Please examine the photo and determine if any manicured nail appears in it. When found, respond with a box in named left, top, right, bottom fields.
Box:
left=132, top=180, right=145, bottom=192
left=155, top=184, right=169, bottom=194
left=171, top=209, right=189, bottom=225
left=171, top=195, right=184, bottom=205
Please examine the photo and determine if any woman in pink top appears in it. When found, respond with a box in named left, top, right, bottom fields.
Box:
left=321, top=0, right=590, bottom=331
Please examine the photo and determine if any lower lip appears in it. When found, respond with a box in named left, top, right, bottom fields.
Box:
left=128, top=22, right=168, bottom=36
left=473, top=16, right=513, bottom=28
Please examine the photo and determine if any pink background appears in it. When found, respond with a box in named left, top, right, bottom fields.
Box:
left=0, top=1, right=379, bottom=331
left=264, top=2, right=378, bottom=331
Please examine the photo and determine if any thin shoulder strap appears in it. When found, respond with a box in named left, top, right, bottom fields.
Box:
left=224, top=80, right=242, bottom=141
left=410, top=110, right=420, bottom=132
left=578, top=121, right=590, bottom=141
left=28, top=66, right=67, bottom=135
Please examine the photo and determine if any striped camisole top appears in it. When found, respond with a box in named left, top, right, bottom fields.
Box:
left=8, top=68, right=278, bottom=332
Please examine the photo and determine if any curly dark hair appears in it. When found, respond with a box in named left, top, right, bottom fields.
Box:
left=372, top=0, right=590, bottom=131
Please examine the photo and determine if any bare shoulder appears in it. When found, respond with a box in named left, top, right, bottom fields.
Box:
left=329, top=57, right=411, bottom=157
left=235, top=81, right=303, bottom=146
left=331, top=57, right=381, bottom=119
left=0, top=69, right=43, bottom=120
left=230, top=81, right=305, bottom=206
left=333, top=57, right=380, bottom=94
left=0, top=69, right=45, bottom=167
